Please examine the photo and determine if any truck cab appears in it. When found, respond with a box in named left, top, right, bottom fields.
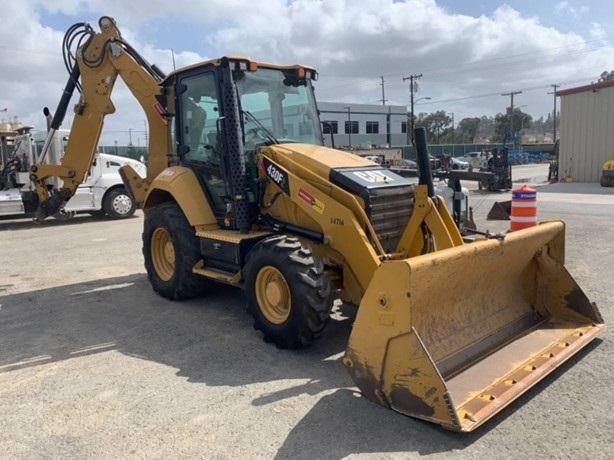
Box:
left=31, top=130, right=146, bottom=218
left=0, top=128, right=146, bottom=219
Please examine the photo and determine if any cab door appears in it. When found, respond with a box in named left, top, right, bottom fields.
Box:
left=175, top=70, right=229, bottom=218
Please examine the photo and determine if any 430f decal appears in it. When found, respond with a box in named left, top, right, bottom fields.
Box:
left=262, top=157, right=290, bottom=195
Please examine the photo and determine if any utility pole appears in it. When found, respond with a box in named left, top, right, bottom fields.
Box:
left=548, top=84, right=560, bottom=142
left=343, top=106, right=352, bottom=148
left=378, top=76, right=387, bottom=106
left=501, top=90, right=522, bottom=143
left=403, top=73, right=422, bottom=144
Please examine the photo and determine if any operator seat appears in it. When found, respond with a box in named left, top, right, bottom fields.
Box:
left=185, top=98, right=206, bottom=159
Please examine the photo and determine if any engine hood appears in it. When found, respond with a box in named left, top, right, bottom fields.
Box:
left=263, top=143, right=378, bottom=177
left=263, top=143, right=413, bottom=190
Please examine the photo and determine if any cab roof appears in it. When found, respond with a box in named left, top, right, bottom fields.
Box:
left=162, top=55, right=317, bottom=85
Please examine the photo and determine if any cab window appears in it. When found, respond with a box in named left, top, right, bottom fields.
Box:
left=178, top=72, right=227, bottom=213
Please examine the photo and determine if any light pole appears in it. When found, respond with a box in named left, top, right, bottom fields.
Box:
left=447, top=112, right=454, bottom=143
left=410, top=96, right=431, bottom=144
left=343, top=106, right=351, bottom=147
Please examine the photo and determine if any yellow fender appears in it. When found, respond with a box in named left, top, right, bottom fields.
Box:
left=143, top=166, right=217, bottom=227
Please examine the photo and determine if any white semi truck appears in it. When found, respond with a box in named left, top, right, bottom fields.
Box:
left=0, top=126, right=146, bottom=220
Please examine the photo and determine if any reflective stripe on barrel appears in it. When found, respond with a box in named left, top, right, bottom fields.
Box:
left=510, top=185, right=537, bottom=231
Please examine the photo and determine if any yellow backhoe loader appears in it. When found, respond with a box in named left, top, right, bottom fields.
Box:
left=32, top=16, right=605, bottom=432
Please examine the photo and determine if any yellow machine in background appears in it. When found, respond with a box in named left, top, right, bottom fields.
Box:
left=600, top=159, right=614, bottom=187
left=32, top=16, right=605, bottom=432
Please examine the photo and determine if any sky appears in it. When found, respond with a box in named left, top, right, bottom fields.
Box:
left=1, top=0, right=613, bottom=146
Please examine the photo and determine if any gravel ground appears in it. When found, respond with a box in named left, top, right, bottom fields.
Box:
left=1, top=164, right=612, bottom=459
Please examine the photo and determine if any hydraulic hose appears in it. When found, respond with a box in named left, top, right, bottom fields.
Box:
left=37, top=64, right=81, bottom=164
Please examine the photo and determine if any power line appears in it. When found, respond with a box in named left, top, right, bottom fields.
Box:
left=410, top=75, right=602, bottom=106
left=316, top=39, right=614, bottom=95
left=318, top=35, right=614, bottom=82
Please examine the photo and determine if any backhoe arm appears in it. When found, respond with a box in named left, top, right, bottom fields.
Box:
left=32, top=16, right=171, bottom=220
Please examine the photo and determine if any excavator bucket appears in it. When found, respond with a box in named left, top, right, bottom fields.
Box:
left=344, top=221, right=605, bottom=432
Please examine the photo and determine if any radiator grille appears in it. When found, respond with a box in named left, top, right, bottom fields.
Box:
left=368, top=186, right=414, bottom=253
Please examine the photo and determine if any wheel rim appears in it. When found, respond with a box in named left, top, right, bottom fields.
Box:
left=151, top=228, right=175, bottom=281
left=112, top=193, right=133, bottom=215
left=255, top=266, right=291, bottom=324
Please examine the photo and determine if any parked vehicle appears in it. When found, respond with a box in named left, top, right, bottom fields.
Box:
left=389, top=158, right=417, bottom=169
left=459, top=151, right=487, bottom=170
left=0, top=126, right=146, bottom=220
left=450, top=157, right=469, bottom=170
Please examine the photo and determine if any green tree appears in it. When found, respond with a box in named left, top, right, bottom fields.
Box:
left=456, top=117, right=481, bottom=143
left=494, top=107, right=532, bottom=144
left=478, top=115, right=495, bottom=141
left=599, top=70, right=614, bottom=82
left=415, top=110, right=452, bottom=144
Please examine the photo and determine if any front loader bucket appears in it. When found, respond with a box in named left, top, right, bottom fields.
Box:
left=343, top=221, right=605, bottom=432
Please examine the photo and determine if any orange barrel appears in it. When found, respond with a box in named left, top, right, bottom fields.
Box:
left=510, top=184, right=537, bottom=231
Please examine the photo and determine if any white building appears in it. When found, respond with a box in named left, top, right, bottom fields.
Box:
left=557, top=80, right=614, bottom=182
left=317, top=102, right=408, bottom=148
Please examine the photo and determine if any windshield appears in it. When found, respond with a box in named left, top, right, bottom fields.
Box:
left=234, top=67, right=322, bottom=146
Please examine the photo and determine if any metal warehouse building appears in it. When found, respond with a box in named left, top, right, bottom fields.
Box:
left=557, top=80, right=614, bottom=182
left=317, top=102, right=408, bottom=148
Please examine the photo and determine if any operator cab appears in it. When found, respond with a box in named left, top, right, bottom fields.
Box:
left=167, top=57, right=321, bottom=229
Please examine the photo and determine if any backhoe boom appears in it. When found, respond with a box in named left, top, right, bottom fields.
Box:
left=31, top=16, right=171, bottom=220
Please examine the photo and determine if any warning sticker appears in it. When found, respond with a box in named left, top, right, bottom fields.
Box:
left=153, top=102, right=166, bottom=116
left=298, top=188, right=325, bottom=214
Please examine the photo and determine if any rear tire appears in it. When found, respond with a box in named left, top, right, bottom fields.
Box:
left=243, top=235, right=333, bottom=349
left=143, top=202, right=212, bottom=300
left=103, top=187, right=136, bottom=219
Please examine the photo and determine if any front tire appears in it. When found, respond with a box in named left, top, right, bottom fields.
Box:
left=243, top=235, right=333, bottom=349
left=103, top=187, right=136, bottom=219
left=143, top=202, right=212, bottom=300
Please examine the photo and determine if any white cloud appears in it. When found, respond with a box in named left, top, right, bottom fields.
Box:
left=589, top=22, right=607, bottom=40
left=1, top=0, right=612, bottom=145
left=555, top=1, right=589, bottom=18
